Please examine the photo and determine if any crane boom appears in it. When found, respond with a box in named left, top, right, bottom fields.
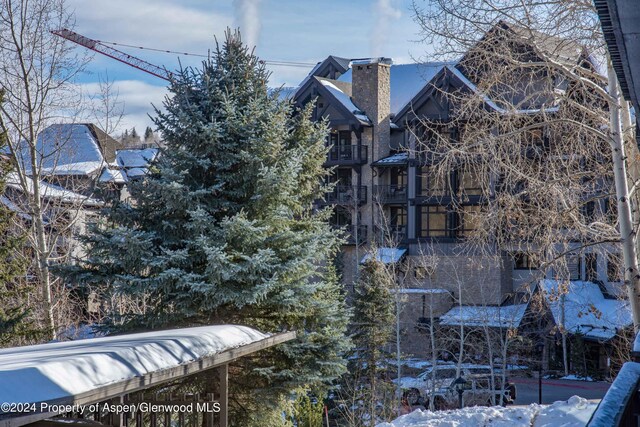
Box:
left=52, top=28, right=172, bottom=81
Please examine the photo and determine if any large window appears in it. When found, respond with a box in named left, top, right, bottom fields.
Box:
left=418, top=167, right=448, bottom=197
left=390, top=167, right=407, bottom=187
left=459, top=205, right=481, bottom=237
left=328, top=130, right=352, bottom=147
left=420, top=206, right=449, bottom=237
left=459, top=164, right=483, bottom=197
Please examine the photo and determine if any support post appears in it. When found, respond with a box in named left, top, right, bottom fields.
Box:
left=218, top=364, right=228, bottom=427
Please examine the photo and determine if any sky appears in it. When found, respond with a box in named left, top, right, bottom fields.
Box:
left=66, top=0, right=428, bottom=136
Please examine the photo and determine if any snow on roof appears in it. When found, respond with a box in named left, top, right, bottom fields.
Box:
left=339, top=62, right=450, bottom=115
left=318, top=78, right=371, bottom=124
left=99, top=167, right=127, bottom=184
left=0, top=195, right=31, bottom=220
left=125, top=167, right=148, bottom=178
left=361, top=247, right=407, bottom=264
left=116, top=148, right=158, bottom=169
left=439, top=304, right=528, bottom=328
left=588, top=361, right=640, bottom=426
left=15, top=124, right=106, bottom=176
left=446, top=65, right=561, bottom=115
left=0, top=325, right=269, bottom=405
left=5, top=172, right=102, bottom=207
left=372, top=152, right=408, bottom=166
left=540, top=279, right=632, bottom=341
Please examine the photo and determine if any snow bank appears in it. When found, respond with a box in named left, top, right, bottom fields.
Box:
left=376, top=396, right=597, bottom=427
left=0, top=325, right=269, bottom=406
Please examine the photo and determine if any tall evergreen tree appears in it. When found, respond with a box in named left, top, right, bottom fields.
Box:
left=0, top=112, right=32, bottom=346
left=342, top=258, right=396, bottom=425
left=66, top=30, right=350, bottom=425
left=143, top=126, right=153, bottom=142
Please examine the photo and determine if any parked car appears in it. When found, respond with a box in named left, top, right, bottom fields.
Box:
left=397, top=363, right=517, bottom=409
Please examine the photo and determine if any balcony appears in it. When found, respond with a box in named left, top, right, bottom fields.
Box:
left=373, top=225, right=407, bottom=245
left=322, top=185, right=367, bottom=205
left=342, top=224, right=368, bottom=245
left=373, top=185, right=408, bottom=204
left=325, top=145, right=368, bottom=166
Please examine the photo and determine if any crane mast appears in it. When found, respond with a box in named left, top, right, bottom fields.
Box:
left=51, top=28, right=172, bottom=81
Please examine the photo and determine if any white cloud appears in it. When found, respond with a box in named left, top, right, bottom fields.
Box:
left=67, top=0, right=232, bottom=53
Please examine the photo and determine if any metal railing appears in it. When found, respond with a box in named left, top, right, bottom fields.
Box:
left=323, top=185, right=367, bottom=205
left=325, top=145, right=368, bottom=165
left=373, top=185, right=408, bottom=204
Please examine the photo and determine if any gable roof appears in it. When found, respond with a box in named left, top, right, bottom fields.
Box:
left=14, top=124, right=122, bottom=177
left=338, top=62, right=450, bottom=116
left=316, top=77, right=371, bottom=125
left=540, top=279, right=632, bottom=341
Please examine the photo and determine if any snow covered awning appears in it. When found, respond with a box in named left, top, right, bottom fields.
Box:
left=361, top=247, right=407, bottom=264
left=540, top=280, right=632, bottom=341
left=0, top=325, right=295, bottom=427
left=439, top=304, right=528, bottom=329
left=371, top=152, right=408, bottom=167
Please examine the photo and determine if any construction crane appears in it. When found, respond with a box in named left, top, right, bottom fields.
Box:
left=52, top=28, right=173, bottom=81
left=52, top=29, right=316, bottom=82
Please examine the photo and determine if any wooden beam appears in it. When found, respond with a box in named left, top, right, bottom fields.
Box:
left=0, top=331, right=296, bottom=427
left=218, top=364, right=228, bottom=427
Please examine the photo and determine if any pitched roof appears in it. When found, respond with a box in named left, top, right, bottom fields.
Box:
left=14, top=124, right=122, bottom=177
left=439, top=304, right=528, bottom=328
left=540, top=279, right=632, bottom=341
left=371, top=152, right=408, bottom=166
left=316, top=77, right=371, bottom=125
left=338, top=62, right=450, bottom=115
left=360, top=247, right=407, bottom=264
left=5, top=172, right=103, bottom=207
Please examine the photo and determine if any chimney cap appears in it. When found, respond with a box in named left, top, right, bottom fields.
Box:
left=351, top=57, right=393, bottom=66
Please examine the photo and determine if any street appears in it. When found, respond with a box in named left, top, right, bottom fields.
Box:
left=511, top=376, right=611, bottom=405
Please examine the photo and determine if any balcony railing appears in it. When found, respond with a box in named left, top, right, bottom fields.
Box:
left=323, top=185, right=367, bottom=205
left=373, top=185, right=408, bottom=204
left=325, top=145, right=368, bottom=166
left=373, top=225, right=407, bottom=245
left=340, top=224, right=368, bottom=245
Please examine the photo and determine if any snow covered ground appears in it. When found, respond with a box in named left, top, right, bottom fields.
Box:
left=376, top=396, right=597, bottom=427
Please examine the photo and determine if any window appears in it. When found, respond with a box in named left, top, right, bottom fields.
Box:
left=607, top=253, right=622, bottom=282
left=338, top=130, right=351, bottom=146
left=459, top=205, right=481, bottom=237
left=420, top=206, right=449, bottom=237
left=459, top=164, right=483, bottom=196
left=585, top=253, right=598, bottom=282
left=513, top=253, right=537, bottom=270
left=418, top=167, right=448, bottom=197
left=328, top=130, right=352, bottom=147
left=390, top=167, right=407, bottom=187
left=567, top=254, right=582, bottom=281
left=390, top=207, right=407, bottom=228
left=330, top=207, right=351, bottom=227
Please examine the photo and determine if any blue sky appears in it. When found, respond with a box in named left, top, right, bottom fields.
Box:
left=67, top=0, right=428, bottom=135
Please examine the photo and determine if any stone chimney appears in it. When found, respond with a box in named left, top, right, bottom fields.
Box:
left=351, top=57, right=392, bottom=162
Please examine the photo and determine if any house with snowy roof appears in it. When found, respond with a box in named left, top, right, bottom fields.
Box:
left=4, top=123, right=159, bottom=274
left=290, top=22, right=627, bottom=368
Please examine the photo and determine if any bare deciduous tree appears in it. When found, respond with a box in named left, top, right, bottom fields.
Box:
left=411, top=0, right=640, bottom=330
left=0, top=0, right=88, bottom=340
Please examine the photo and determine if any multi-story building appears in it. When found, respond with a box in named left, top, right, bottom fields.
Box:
left=289, top=25, right=632, bottom=369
